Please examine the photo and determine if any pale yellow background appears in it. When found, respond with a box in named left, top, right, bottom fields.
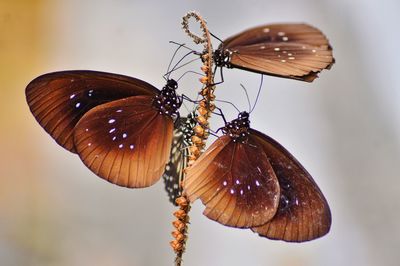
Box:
left=1, top=0, right=400, bottom=265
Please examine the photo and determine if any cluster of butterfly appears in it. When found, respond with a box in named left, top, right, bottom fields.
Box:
left=26, top=23, right=334, bottom=242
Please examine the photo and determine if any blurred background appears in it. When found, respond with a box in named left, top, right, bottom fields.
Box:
left=1, top=0, right=399, bottom=265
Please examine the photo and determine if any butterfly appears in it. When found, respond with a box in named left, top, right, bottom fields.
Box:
left=163, top=111, right=197, bottom=205
left=213, top=23, right=334, bottom=82
left=183, top=111, right=331, bottom=242
left=26, top=70, right=182, bottom=188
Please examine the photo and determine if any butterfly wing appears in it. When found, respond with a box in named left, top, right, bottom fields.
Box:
left=26, top=70, right=159, bottom=152
left=163, top=118, right=188, bottom=205
left=250, top=129, right=331, bottom=242
left=223, top=23, right=331, bottom=49
left=220, top=24, right=334, bottom=81
left=183, top=135, right=280, bottom=228
left=73, top=95, right=174, bottom=188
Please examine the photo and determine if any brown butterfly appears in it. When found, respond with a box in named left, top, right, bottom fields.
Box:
left=26, top=70, right=182, bottom=188
left=213, top=23, right=334, bottom=82
left=183, top=111, right=331, bottom=242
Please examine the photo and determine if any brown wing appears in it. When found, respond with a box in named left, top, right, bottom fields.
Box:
left=220, top=23, right=334, bottom=81
left=73, top=95, right=174, bottom=188
left=250, top=129, right=331, bottom=242
left=26, top=70, right=159, bottom=152
left=229, top=43, right=333, bottom=81
left=183, top=135, right=280, bottom=228
left=223, top=23, right=331, bottom=49
left=162, top=119, right=187, bottom=206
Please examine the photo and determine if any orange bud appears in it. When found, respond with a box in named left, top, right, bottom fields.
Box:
left=189, top=146, right=200, bottom=156
left=201, top=65, right=209, bottom=73
left=175, top=196, right=189, bottom=207
left=170, top=240, right=183, bottom=252
left=209, top=103, right=216, bottom=111
left=199, top=76, right=208, bottom=84
left=197, top=106, right=208, bottom=116
left=172, top=220, right=186, bottom=232
left=174, top=209, right=187, bottom=220
left=191, top=135, right=202, bottom=145
left=194, top=125, right=205, bottom=136
left=196, top=115, right=208, bottom=126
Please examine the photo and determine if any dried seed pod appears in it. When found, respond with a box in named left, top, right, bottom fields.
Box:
left=170, top=240, right=183, bottom=251
left=174, top=209, right=187, bottom=220
left=193, top=125, right=205, bottom=137
left=175, top=196, right=189, bottom=208
left=196, top=115, right=208, bottom=126
left=191, top=135, right=202, bottom=145
left=197, top=106, right=208, bottom=116
left=173, top=220, right=186, bottom=232
left=200, top=88, right=209, bottom=96
left=199, top=76, right=208, bottom=84
left=189, top=146, right=200, bottom=156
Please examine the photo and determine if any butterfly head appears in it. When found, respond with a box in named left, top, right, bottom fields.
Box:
left=222, top=111, right=250, bottom=143
left=213, top=47, right=233, bottom=68
left=166, top=79, right=178, bottom=90
left=153, top=79, right=182, bottom=119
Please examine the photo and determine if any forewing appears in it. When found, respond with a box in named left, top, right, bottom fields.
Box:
left=250, top=129, right=331, bottom=242
left=26, top=70, right=159, bottom=152
left=223, top=23, right=331, bottom=49
left=73, top=96, right=174, bottom=188
left=183, top=135, right=280, bottom=228
left=229, top=43, right=333, bottom=82
left=162, top=118, right=188, bottom=206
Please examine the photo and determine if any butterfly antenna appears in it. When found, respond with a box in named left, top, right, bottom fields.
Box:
left=166, top=57, right=201, bottom=80
left=212, top=105, right=227, bottom=124
left=165, top=43, right=186, bottom=81
left=250, top=75, right=264, bottom=113
left=209, top=31, right=223, bottom=43
left=165, top=50, right=197, bottom=80
left=239, top=83, right=252, bottom=113
left=177, top=70, right=203, bottom=82
left=215, top=99, right=240, bottom=113
left=169, top=41, right=200, bottom=54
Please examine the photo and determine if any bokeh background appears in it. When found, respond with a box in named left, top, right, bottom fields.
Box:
left=1, top=0, right=399, bottom=265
